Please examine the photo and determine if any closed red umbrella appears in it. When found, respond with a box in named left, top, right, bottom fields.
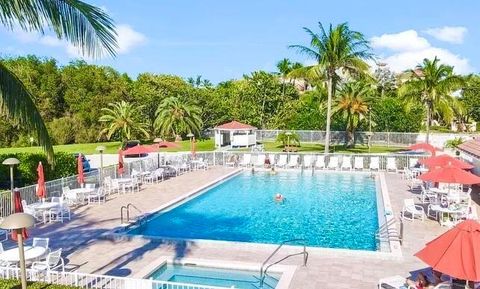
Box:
left=408, top=143, right=438, bottom=156
left=12, top=189, right=28, bottom=240
left=36, top=162, right=46, bottom=200
left=419, top=165, right=480, bottom=184
left=123, top=145, right=156, bottom=155
left=420, top=154, right=473, bottom=170
left=118, top=149, right=124, bottom=176
left=77, top=154, right=84, bottom=185
left=415, top=220, right=480, bottom=281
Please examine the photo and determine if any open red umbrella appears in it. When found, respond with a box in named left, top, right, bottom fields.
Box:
left=77, top=154, right=84, bottom=185
left=123, top=145, right=156, bottom=155
left=419, top=165, right=480, bottom=184
left=36, top=162, right=46, bottom=200
left=12, top=189, right=28, bottom=240
left=408, top=143, right=438, bottom=156
left=420, top=154, right=474, bottom=170
left=118, top=149, right=124, bottom=175
left=415, top=220, right=480, bottom=281
left=151, top=141, right=180, bottom=149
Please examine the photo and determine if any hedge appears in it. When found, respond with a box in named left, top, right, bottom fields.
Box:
left=0, top=279, right=81, bottom=288
left=0, top=152, right=77, bottom=189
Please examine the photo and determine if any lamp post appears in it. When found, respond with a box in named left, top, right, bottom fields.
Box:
left=95, top=146, right=106, bottom=188
left=187, top=133, right=194, bottom=157
left=0, top=213, right=35, bottom=289
left=3, top=158, right=20, bottom=214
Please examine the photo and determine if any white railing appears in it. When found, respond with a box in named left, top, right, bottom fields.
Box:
left=0, top=266, right=231, bottom=289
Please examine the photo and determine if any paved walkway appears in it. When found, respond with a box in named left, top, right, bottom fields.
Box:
left=20, top=168, right=479, bottom=289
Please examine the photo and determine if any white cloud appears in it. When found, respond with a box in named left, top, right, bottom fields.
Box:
left=424, top=26, right=467, bottom=44
left=371, top=29, right=473, bottom=74
left=115, top=24, right=147, bottom=54
left=371, top=30, right=430, bottom=51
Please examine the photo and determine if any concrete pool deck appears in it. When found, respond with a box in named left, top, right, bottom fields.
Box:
left=24, top=167, right=478, bottom=289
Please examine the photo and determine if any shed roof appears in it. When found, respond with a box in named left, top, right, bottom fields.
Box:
left=458, top=138, right=480, bottom=158
left=214, top=120, right=257, bottom=130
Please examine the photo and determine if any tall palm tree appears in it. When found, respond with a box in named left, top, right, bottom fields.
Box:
left=99, top=101, right=149, bottom=141
left=0, top=0, right=117, bottom=161
left=334, top=82, right=372, bottom=147
left=399, top=57, right=464, bottom=143
left=154, top=96, right=203, bottom=138
left=290, top=22, right=371, bottom=153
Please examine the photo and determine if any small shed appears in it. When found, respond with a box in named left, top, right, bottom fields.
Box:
left=458, top=138, right=480, bottom=176
left=214, top=121, right=257, bottom=148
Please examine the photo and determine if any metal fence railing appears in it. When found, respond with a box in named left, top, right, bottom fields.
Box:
left=0, top=266, right=231, bottom=289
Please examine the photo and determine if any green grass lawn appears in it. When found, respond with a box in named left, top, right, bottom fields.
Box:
left=258, top=142, right=404, bottom=154
left=0, top=138, right=216, bottom=155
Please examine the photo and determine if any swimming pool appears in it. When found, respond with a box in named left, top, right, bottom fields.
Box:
left=149, top=263, right=280, bottom=289
left=128, top=171, right=380, bottom=250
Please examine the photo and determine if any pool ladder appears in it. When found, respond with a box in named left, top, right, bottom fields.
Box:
left=120, top=203, right=145, bottom=224
left=375, top=218, right=403, bottom=246
left=258, top=239, right=308, bottom=288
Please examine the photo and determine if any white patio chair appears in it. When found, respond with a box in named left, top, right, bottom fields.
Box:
left=420, top=185, right=437, bottom=204
left=287, top=155, right=299, bottom=168
left=22, top=200, right=43, bottom=223
left=341, top=156, right=352, bottom=170
left=327, top=156, right=338, bottom=170
left=354, top=157, right=364, bottom=170
left=369, top=157, right=380, bottom=171
left=409, top=158, right=419, bottom=168
left=45, top=207, right=63, bottom=223
left=33, top=237, right=49, bottom=250
left=240, top=154, right=252, bottom=167
left=276, top=155, right=288, bottom=168
left=303, top=155, right=314, bottom=169
left=31, top=249, right=64, bottom=273
left=225, top=155, right=238, bottom=167
left=87, top=188, right=106, bottom=204
left=402, top=199, right=425, bottom=221
left=314, top=156, right=326, bottom=170
left=254, top=155, right=266, bottom=167
left=386, top=157, right=397, bottom=173
left=195, top=158, right=208, bottom=170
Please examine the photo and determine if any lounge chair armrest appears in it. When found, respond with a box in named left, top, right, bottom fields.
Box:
left=414, top=205, right=425, bottom=213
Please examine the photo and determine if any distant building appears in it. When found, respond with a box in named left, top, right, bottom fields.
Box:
left=214, top=121, right=257, bottom=148
left=458, top=138, right=480, bottom=176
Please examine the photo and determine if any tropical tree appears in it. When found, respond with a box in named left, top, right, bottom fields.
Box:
left=0, top=0, right=117, bottom=161
left=289, top=22, right=371, bottom=153
left=99, top=101, right=148, bottom=141
left=399, top=57, right=464, bottom=143
left=154, top=96, right=203, bottom=139
left=333, top=82, right=371, bottom=147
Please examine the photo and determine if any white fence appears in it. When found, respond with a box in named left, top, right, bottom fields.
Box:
left=0, top=266, right=231, bottom=289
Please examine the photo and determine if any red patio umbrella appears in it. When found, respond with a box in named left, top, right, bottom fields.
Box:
left=36, top=162, right=46, bottom=200
left=122, top=145, right=156, bottom=155
left=420, top=154, right=474, bottom=170
left=151, top=141, right=180, bottom=149
left=408, top=143, right=438, bottom=156
left=12, top=189, right=28, bottom=240
left=77, top=154, right=84, bottom=185
left=415, top=220, right=480, bottom=281
left=419, top=165, right=480, bottom=185
left=118, top=149, right=124, bottom=175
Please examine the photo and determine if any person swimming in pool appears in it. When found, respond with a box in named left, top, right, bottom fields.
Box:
left=270, top=167, right=277, bottom=175
left=274, top=193, right=284, bottom=203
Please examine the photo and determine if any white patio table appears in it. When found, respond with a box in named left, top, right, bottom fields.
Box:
left=0, top=246, right=47, bottom=263
left=29, top=202, right=61, bottom=223
left=114, top=178, right=135, bottom=194
left=65, top=188, right=95, bottom=205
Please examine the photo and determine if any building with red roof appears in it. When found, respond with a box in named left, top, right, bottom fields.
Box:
left=214, top=120, right=257, bottom=148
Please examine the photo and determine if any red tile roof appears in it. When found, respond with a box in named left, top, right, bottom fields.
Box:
left=214, top=121, right=257, bottom=130
left=458, top=138, right=480, bottom=158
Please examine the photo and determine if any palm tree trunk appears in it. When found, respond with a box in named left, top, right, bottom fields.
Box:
left=324, top=76, right=333, bottom=154
left=425, top=103, right=431, bottom=144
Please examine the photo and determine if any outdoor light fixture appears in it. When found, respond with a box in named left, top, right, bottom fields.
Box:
left=95, top=146, right=106, bottom=188
left=0, top=213, right=35, bottom=289
left=2, top=158, right=20, bottom=213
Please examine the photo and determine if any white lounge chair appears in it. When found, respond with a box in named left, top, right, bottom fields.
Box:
left=254, top=154, right=266, bottom=167
left=369, top=157, right=380, bottom=171
left=354, top=157, right=364, bottom=170
left=225, top=155, right=238, bottom=167
left=287, top=155, right=299, bottom=168
left=402, top=199, right=425, bottom=221
left=240, top=154, right=252, bottom=167
left=386, top=157, right=397, bottom=172
left=31, top=249, right=64, bottom=272
left=276, top=155, right=288, bottom=168
left=303, top=155, right=315, bottom=168
left=314, top=156, right=326, bottom=170
left=341, top=156, right=352, bottom=170
left=378, top=275, right=413, bottom=289
left=327, top=156, right=339, bottom=170
left=409, top=158, right=419, bottom=168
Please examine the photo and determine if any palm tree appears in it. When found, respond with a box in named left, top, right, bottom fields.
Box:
left=399, top=57, right=464, bottom=143
left=334, top=82, right=371, bottom=147
left=0, top=0, right=117, bottom=161
left=290, top=22, right=371, bottom=153
left=154, top=96, right=203, bottom=139
left=99, top=101, right=149, bottom=141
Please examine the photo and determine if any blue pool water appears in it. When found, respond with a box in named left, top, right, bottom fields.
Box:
left=150, top=263, right=280, bottom=289
left=128, top=171, right=379, bottom=250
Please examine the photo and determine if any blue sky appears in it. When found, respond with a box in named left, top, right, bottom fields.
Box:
left=0, top=0, right=478, bottom=82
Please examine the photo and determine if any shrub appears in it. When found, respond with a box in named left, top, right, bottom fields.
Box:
left=0, top=279, right=81, bottom=288
left=0, top=152, right=77, bottom=189
left=48, top=117, right=77, bottom=145
left=276, top=131, right=300, bottom=146
left=445, top=137, right=464, bottom=149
